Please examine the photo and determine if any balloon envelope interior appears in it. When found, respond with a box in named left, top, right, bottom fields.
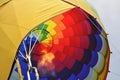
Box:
left=10, top=7, right=109, bottom=80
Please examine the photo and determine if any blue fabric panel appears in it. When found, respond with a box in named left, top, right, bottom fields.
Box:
left=95, top=35, right=102, bottom=51
left=40, top=78, right=48, bottom=80
left=81, top=50, right=92, bottom=64
left=76, top=64, right=90, bottom=79
left=89, top=16, right=102, bottom=32
left=57, top=68, right=71, bottom=80
left=68, top=74, right=76, bottom=80
left=88, top=51, right=98, bottom=67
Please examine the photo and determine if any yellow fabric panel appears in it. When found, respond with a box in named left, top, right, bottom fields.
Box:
left=16, top=59, right=23, bottom=80
left=0, top=0, right=74, bottom=79
left=100, top=35, right=107, bottom=56
left=42, top=34, right=52, bottom=44
left=12, top=0, right=74, bottom=37
left=0, top=4, right=20, bottom=79
left=98, top=47, right=110, bottom=80
left=64, top=0, right=105, bottom=30
left=93, top=71, right=98, bottom=80
left=0, top=30, right=16, bottom=80
left=0, top=0, right=10, bottom=6
left=46, top=20, right=56, bottom=35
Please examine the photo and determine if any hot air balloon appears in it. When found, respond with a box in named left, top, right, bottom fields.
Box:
left=0, top=0, right=110, bottom=80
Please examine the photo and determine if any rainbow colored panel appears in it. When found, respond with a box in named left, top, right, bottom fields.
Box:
left=10, top=7, right=109, bottom=80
